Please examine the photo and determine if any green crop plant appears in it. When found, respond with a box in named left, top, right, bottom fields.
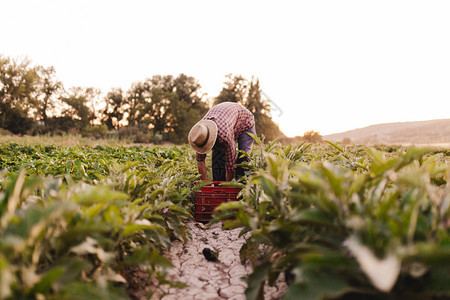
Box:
left=1, top=141, right=449, bottom=299
left=216, top=143, right=450, bottom=299
left=0, top=143, right=201, bottom=299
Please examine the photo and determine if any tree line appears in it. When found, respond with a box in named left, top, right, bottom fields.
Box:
left=0, top=55, right=289, bottom=144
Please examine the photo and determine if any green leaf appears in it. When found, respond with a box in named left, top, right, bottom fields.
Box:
left=257, top=176, right=279, bottom=202
left=427, top=266, right=450, bottom=294
left=32, top=267, right=64, bottom=294
left=62, top=282, right=128, bottom=300
left=247, top=132, right=261, bottom=145
left=51, top=259, right=91, bottom=292
left=75, top=187, right=129, bottom=205
left=122, top=223, right=167, bottom=237
left=289, top=208, right=334, bottom=225
left=125, top=247, right=173, bottom=267
left=219, top=181, right=245, bottom=189
left=216, top=200, right=245, bottom=211
left=0, top=255, right=15, bottom=299
left=245, top=262, right=271, bottom=300
left=321, top=162, right=344, bottom=198
left=285, top=269, right=351, bottom=300
left=325, top=140, right=344, bottom=153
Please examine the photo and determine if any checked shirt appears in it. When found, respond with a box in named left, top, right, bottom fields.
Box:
left=195, top=102, right=255, bottom=173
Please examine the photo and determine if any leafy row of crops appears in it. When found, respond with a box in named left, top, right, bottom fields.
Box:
left=1, top=141, right=449, bottom=299
left=0, top=143, right=200, bottom=299
left=216, top=140, right=450, bottom=299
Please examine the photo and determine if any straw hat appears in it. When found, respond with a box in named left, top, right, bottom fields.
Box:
left=188, top=120, right=218, bottom=154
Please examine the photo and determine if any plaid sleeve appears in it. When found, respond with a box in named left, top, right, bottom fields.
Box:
left=196, top=152, right=206, bottom=162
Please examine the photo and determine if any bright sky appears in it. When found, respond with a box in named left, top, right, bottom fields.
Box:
left=2, top=0, right=449, bottom=136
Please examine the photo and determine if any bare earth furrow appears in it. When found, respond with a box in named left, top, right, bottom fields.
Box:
left=154, top=221, right=286, bottom=300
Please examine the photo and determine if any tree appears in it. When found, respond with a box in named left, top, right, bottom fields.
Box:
left=245, top=77, right=283, bottom=141
left=101, top=88, right=126, bottom=130
left=342, top=137, right=352, bottom=145
left=168, top=74, right=209, bottom=143
left=125, top=81, right=150, bottom=127
left=168, top=98, right=207, bottom=144
left=214, top=74, right=248, bottom=105
left=125, top=79, right=180, bottom=133
left=146, top=87, right=179, bottom=133
left=0, top=55, right=40, bottom=134
left=212, top=74, right=284, bottom=141
left=60, top=87, right=100, bottom=130
left=35, top=65, right=63, bottom=124
left=302, top=130, right=323, bottom=143
left=245, top=77, right=270, bottom=116
left=172, top=73, right=204, bottom=105
left=146, top=73, right=204, bottom=105
left=124, top=75, right=209, bottom=143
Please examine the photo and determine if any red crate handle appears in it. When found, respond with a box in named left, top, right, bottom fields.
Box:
left=195, top=180, right=233, bottom=187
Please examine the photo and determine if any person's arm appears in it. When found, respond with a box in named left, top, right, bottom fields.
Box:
left=195, top=152, right=208, bottom=181
left=197, top=160, right=208, bottom=181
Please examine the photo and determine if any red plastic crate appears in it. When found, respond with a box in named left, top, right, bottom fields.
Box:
left=194, top=181, right=241, bottom=222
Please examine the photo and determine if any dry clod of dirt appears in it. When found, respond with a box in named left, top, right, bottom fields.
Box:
left=151, top=221, right=286, bottom=300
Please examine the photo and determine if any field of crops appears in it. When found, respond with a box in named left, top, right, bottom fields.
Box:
left=0, top=139, right=449, bottom=299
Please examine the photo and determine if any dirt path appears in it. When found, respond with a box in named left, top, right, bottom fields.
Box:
left=154, top=221, right=286, bottom=300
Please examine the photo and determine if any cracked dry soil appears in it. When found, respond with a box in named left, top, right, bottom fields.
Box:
left=151, top=221, right=287, bottom=300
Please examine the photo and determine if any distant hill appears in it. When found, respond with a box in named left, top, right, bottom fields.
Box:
left=323, top=119, right=450, bottom=146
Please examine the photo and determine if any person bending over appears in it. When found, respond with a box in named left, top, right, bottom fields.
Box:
left=188, top=102, right=255, bottom=181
